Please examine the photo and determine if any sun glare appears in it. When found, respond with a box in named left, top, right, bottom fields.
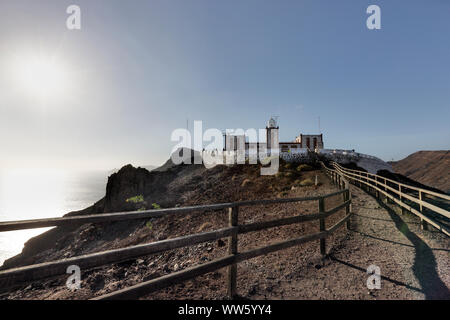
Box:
left=12, top=54, right=69, bottom=100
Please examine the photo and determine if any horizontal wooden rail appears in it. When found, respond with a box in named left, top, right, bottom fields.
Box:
left=239, top=200, right=351, bottom=234
left=93, top=255, right=237, bottom=300
left=0, top=227, right=235, bottom=288
left=0, top=190, right=348, bottom=232
left=0, top=204, right=236, bottom=232
left=0, top=199, right=351, bottom=288
left=94, top=212, right=351, bottom=300
left=331, top=163, right=450, bottom=219
left=333, top=161, right=450, bottom=201
left=324, top=161, right=449, bottom=237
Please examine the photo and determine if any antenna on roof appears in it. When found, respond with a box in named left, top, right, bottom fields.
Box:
left=272, top=115, right=279, bottom=127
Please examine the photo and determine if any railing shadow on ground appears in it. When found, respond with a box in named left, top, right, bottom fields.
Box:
left=349, top=229, right=450, bottom=253
left=352, top=213, right=396, bottom=223
left=353, top=178, right=450, bottom=299
left=328, top=255, right=423, bottom=294
left=322, top=162, right=450, bottom=299
left=350, top=210, right=447, bottom=251
left=375, top=197, right=450, bottom=300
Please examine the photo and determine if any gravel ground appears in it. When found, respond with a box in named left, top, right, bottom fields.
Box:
left=146, top=179, right=449, bottom=300
left=247, top=184, right=450, bottom=300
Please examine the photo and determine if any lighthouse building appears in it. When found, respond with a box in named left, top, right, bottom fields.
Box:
left=224, top=117, right=323, bottom=154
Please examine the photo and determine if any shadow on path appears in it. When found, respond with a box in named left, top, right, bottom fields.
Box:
left=329, top=255, right=423, bottom=294
left=374, top=195, right=450, bottom=300
left=350, top=229, right=450, bottom=252
left=352, top=213, right=393, bottom=223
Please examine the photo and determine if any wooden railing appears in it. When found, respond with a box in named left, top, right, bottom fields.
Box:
left=0, top=188, right=351, bottom=300
left=322, top=161, right=450, bottom=237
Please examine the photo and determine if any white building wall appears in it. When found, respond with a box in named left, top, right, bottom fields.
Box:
left=266, top=128, right=279, bottom=150
left=225, top=135, right=235, bottom=151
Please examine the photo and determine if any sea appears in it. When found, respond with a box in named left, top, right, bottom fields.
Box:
left=0, top=168, right=109, bottom=266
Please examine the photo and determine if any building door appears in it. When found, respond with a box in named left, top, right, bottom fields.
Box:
left=313, top=137, right=317, bottom=148
left=306, top=137, right=310, bottom=149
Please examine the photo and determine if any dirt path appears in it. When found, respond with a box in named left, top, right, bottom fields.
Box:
left=348, top=185, right=450, bottom=299
left=254, top=183, right=450, bottom=300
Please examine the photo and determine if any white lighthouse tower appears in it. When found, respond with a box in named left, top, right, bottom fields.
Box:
left=266, top=117, right=279, bottom=151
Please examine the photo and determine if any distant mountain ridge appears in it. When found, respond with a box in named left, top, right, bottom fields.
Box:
left=389, top=151, right=449, bottom=193
left=107, top=165, right=157, bottom=175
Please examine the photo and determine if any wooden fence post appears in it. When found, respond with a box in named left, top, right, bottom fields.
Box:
left=420, top=218, right=429, bottom=231
left=373, top=176, right=377, bottom=197
left=383, top=178, right=388, bottom=204
left=319, top=198, right=326, bottom=255
left=418, top=191, right=428, bottom=231
left=398, top=185, right=406, bottom=215
left=227, top=205, right=238, bottom=298
left=419, top=191, right=423, bottom=212
left=344, top=189, right=351, bottom=230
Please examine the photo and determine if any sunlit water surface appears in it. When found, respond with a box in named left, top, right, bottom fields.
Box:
left=0, top=168, right=107, bottom=266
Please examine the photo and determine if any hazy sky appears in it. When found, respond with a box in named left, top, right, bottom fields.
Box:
left=0, top=0, right=449, bottom=170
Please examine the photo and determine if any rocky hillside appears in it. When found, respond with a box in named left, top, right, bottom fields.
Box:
left=390, top=151, right=449, bottom=193
left=1, top=156, right=351, bottom=299
left=2, top=151, right=448, bottom=300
